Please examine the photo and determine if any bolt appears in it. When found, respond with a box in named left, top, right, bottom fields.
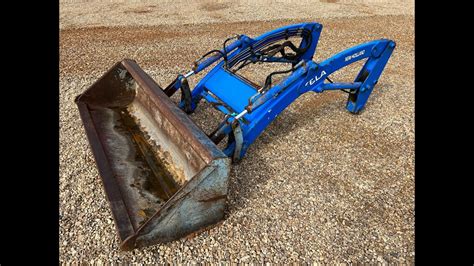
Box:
left=372, top=47, right=379, bottom=57
left=389, top=42, right=396, bottom=49
left=372, top=79, right=378, bottom=85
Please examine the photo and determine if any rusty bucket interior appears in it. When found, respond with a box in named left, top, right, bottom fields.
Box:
left=75, top=59, right=230, bottom=250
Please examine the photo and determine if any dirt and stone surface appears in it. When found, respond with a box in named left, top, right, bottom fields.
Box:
left=60, top=0, right=414, bottom=263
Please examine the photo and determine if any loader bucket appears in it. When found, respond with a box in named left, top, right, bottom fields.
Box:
left=75, top=59, right=230, bottom=250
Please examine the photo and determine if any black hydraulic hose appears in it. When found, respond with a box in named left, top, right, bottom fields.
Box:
left=228, top=29, right=312, bottom=69
left=223, top=35, right=240, bottom=69
left=198, top=49, right=228, bottom=68
left=227, top=29, right=308, bottom=67
left=262, top=65, right=297, bottom=92
left=248, top=29, right=313, bottom=91
left=223, top=35, right=240, bottom=54
left=324, top=76, right=356, bottom=94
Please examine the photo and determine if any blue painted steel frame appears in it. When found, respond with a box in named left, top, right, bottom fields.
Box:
left=174, top=22, right=395, bottom=161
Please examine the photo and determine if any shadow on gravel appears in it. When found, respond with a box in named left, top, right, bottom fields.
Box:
left=222, top=82, right=393, bottom=214
left=224, top=90, right=345, bottom=213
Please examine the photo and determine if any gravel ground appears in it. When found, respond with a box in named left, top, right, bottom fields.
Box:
left=60, top=0, right=413, bottom=29
left=60, top=1, right=414, bottom=264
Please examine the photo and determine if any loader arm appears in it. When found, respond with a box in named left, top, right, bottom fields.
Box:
left=301, top=39, right=396, bottom=113
left=202, top=39, right=395, bottom=161
left=164, top=23, right=322, bottom=113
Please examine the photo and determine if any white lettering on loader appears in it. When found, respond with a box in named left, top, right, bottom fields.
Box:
left=305, top=70, right=327, bottom=87
left=345, top=50, right=365, bottom=62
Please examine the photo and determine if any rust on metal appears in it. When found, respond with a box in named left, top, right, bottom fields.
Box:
left=198, top=194, right=227, bottom=202
left=117, top=107, right=180, bottom=200
left=75, top=59, right=230, bottom=250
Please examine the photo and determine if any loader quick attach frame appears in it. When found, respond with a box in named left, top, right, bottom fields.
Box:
left=75, top=22, right=395, bottom=250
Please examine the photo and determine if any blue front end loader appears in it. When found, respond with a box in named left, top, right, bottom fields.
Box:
left=75, top=22, right=395, bottom=250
